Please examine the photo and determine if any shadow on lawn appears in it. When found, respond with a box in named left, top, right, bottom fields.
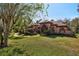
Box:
left=40, top=34, right=77, bottom=39
left=40, top=34, right=64, bottom=38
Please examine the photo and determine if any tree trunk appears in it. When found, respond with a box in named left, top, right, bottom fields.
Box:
left=0, top=33, right=4, bottom=47
left=2, top=22, right=9, bottom=47
left=3, top=32, right=8, bottom=47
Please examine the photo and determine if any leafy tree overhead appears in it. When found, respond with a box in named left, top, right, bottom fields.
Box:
left=0, top=3, right=46, bottom=47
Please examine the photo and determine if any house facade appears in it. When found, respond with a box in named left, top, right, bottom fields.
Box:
left=26, top=21, right=74, bottom=36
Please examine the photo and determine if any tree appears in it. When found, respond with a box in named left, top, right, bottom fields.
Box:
left=70, top=17, right=79, bottom=33
left=63, top=18, right=71, bottom=27
left=0, top=3, right=45, bottom=47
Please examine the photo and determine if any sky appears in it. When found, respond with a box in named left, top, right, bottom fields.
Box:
left=47, top=3, right=79, bottom=21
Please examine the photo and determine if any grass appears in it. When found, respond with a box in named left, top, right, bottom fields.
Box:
left=0, top=34, right=79, bottom=56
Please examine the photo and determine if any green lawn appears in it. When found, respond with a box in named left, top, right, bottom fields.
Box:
left=0, top=34, right=79, bottom=56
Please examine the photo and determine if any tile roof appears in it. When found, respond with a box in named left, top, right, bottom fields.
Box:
left=39, top=21, right=67, bottom=26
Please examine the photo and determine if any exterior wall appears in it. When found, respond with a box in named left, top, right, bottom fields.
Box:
left=56, top=27, right=60, bottom=34
left=27, top=22, right=74, bottom=36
